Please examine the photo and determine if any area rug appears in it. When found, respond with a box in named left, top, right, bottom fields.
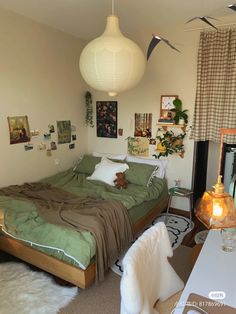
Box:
left=0, top=262, right=78, bottom=314
left=111, top=213, right=194, bottom=276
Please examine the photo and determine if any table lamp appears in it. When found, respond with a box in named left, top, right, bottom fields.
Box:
left=196, top=128, right=236, bottom=229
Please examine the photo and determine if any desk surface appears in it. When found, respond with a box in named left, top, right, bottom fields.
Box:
left=174, top=229, right=236, bottom=313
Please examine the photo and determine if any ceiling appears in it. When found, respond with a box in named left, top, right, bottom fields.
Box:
left=0, top=0, right=235, bottom=40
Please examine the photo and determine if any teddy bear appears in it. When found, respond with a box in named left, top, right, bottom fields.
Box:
left=114, top=172, right=128, bottom=189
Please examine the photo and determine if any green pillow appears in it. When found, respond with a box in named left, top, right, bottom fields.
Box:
left=74, top=155, right=101, bottom=175
left=125, top=162, right=158, bottom=186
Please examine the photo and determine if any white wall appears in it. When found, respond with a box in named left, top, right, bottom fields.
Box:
left=0, top=8, right=88, bottom=188
left=87, top=25, right=200, bottom=210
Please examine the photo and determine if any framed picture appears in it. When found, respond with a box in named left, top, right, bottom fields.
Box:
left=134, top=113, right=152, bottom=137
left=57, top=120, right=71, bottom=144
left=96, top=101, right=117, bottom=138
left=8, top=115, right=30, bottom=144
left=160, top=95, right=178, bottom=118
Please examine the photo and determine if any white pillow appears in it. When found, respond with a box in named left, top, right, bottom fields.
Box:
left=126, top=156, right=168, bottom=179
left=92, top=152, right=127, bottom=161
left=87, top=157, right=129, bottom=186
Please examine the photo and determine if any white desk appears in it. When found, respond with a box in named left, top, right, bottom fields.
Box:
left=174, top=229, right=236, bottom=313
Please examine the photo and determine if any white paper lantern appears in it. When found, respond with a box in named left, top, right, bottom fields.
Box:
left=79, top=15, right=146, bottom=97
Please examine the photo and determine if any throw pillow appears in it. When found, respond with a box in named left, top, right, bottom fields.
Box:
left=126, top=156, right=168, bottom=179
left=125, top=162, right=158, bottom=187
left=87, top=157, right=129, bottom=186
left=74, top=155, right=101, bottom=175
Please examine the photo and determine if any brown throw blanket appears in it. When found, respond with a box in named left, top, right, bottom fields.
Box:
left=0, top=183, right=134, bottom=281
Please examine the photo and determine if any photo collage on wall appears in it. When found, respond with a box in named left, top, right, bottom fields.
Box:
left=7, top=115, right=77, bottom=155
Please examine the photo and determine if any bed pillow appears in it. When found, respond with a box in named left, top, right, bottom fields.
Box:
left=125, top=162, right=158, bottom=187
left=74, top=155, right=101, bottom=175
left=92, top=152, right=127, bottom=161
left=87, top=157, right=129, bottom=186
left=126, top=156, right=168, bottom=179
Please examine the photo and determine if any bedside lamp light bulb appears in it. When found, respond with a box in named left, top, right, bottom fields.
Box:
left=212, top=203, right=223, bottom=217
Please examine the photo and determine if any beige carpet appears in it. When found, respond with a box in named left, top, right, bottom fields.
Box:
left=59, top=245, right=193, bottom=314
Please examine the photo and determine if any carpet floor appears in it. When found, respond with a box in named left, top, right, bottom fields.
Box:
left=59, top=245, right=193, bottom=314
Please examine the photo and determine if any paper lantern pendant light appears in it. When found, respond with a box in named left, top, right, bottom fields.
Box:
left=79, top=15, right=146, bottom=97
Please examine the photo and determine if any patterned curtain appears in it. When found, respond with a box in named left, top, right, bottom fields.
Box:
left=191, top=28, right=236, bottom=144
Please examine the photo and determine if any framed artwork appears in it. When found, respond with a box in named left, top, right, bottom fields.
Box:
left=8, top=115, right=30, bottom=144
left=96, top=101, right=117, bottom=138
left=127, top=137, right=149, bottom=156
left=134, top=113, right=152, bottom=137
left=57, top=120, right=71, bottom=144
left=160, top=95, right=178, bottom=118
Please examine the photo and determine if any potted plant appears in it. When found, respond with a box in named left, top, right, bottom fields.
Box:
left=171, top=98, right=188, bottom=125
left=85, top=91, right=94, bottom=127
left=153, top=130, right=186, bottom=158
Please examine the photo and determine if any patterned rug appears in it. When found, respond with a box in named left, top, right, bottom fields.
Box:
left=111, top=213, right=194, bottom=276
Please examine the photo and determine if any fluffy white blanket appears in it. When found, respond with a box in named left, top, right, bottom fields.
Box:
left=120, top=222, right=184, bottom=314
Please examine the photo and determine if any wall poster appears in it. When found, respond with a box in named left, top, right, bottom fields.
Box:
left=96, top=101, right=117, bottom=138
left=8, top=115, right=30, bottom=144
left=57, top=120, right=71, bottom=144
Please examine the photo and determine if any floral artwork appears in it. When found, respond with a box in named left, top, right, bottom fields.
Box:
left=127, top=137, right=149, bottom=156
left=96, top=101, right=117, bottom=138
left=8, top=116, right=30, bottom=144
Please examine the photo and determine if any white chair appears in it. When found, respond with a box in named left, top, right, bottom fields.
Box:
left=120, top=222, right=184, bottom=314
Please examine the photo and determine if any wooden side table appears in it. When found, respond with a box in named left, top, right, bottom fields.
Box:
left=166, top=187, right=194, bottom=223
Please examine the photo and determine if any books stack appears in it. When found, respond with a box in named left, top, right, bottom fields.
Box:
left=172, top=187, right=193, bottom=196
left=158, top=119, right=175, bottom=124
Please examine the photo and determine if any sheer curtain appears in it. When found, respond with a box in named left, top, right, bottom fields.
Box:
left=191, top=28, right=236, bottom=144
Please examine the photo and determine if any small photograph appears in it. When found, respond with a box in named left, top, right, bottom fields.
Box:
left=8, top=115, right=31, bottom=144
left=30, top=129, right=39, bottom=137
left=44, top=133, right=51, bottom=140
left=24, top=143, right=34, bottom=151
left=50, top=141, right=57, bottom=150
left=49, top=124, right=55, bottom=133
left=149, top=138, right=157, bottom=145
left=69, top=143, right=75, bottom=149
left=72, top=134, right=77, bottom=141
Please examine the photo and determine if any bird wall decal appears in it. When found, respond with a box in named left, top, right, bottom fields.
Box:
left=228, top=4, right=236, bottom=11
left=147, top=35, right=180, bottom=60
left=186, top=16, right=219, bottom=30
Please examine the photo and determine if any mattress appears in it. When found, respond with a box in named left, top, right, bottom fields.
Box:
left=0, top=168, right=167, bottom=269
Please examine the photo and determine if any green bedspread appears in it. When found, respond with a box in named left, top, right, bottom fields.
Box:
left=0, top=168, right=166, bottom=269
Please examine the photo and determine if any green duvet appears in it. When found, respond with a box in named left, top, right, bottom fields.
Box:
left=0, top=168, right=166, bottom=269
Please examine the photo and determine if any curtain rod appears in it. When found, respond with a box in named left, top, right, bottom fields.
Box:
left=184, top=22, right=236, bottom=32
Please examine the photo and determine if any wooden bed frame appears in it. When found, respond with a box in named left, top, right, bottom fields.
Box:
left=0, top=197, right=168, bottom=289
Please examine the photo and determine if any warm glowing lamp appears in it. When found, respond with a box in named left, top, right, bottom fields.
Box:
left=196, top=128, right=236, bottom=229
left=79, top=1, right=146, bottom=97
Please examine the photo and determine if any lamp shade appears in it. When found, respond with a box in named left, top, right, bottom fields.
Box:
left=79, top=15, right=146, bottom=97
left=196, top=176, right=236, bottom=229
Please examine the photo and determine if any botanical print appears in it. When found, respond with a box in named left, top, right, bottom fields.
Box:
left=96, top=101, right=117, bottom=138
left=8, top=116, right=30, bottom=144
left=57, top=120, right=71, bottom=144
left=127, top=137, right=149, bottom=156
left=134, top=113, right=152, bottom=137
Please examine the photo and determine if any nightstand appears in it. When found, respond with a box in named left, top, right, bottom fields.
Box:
left=166, top=187, right=194, bottom=223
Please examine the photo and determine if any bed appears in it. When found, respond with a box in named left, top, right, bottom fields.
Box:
left=0, top=155, right=168, bottom=288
